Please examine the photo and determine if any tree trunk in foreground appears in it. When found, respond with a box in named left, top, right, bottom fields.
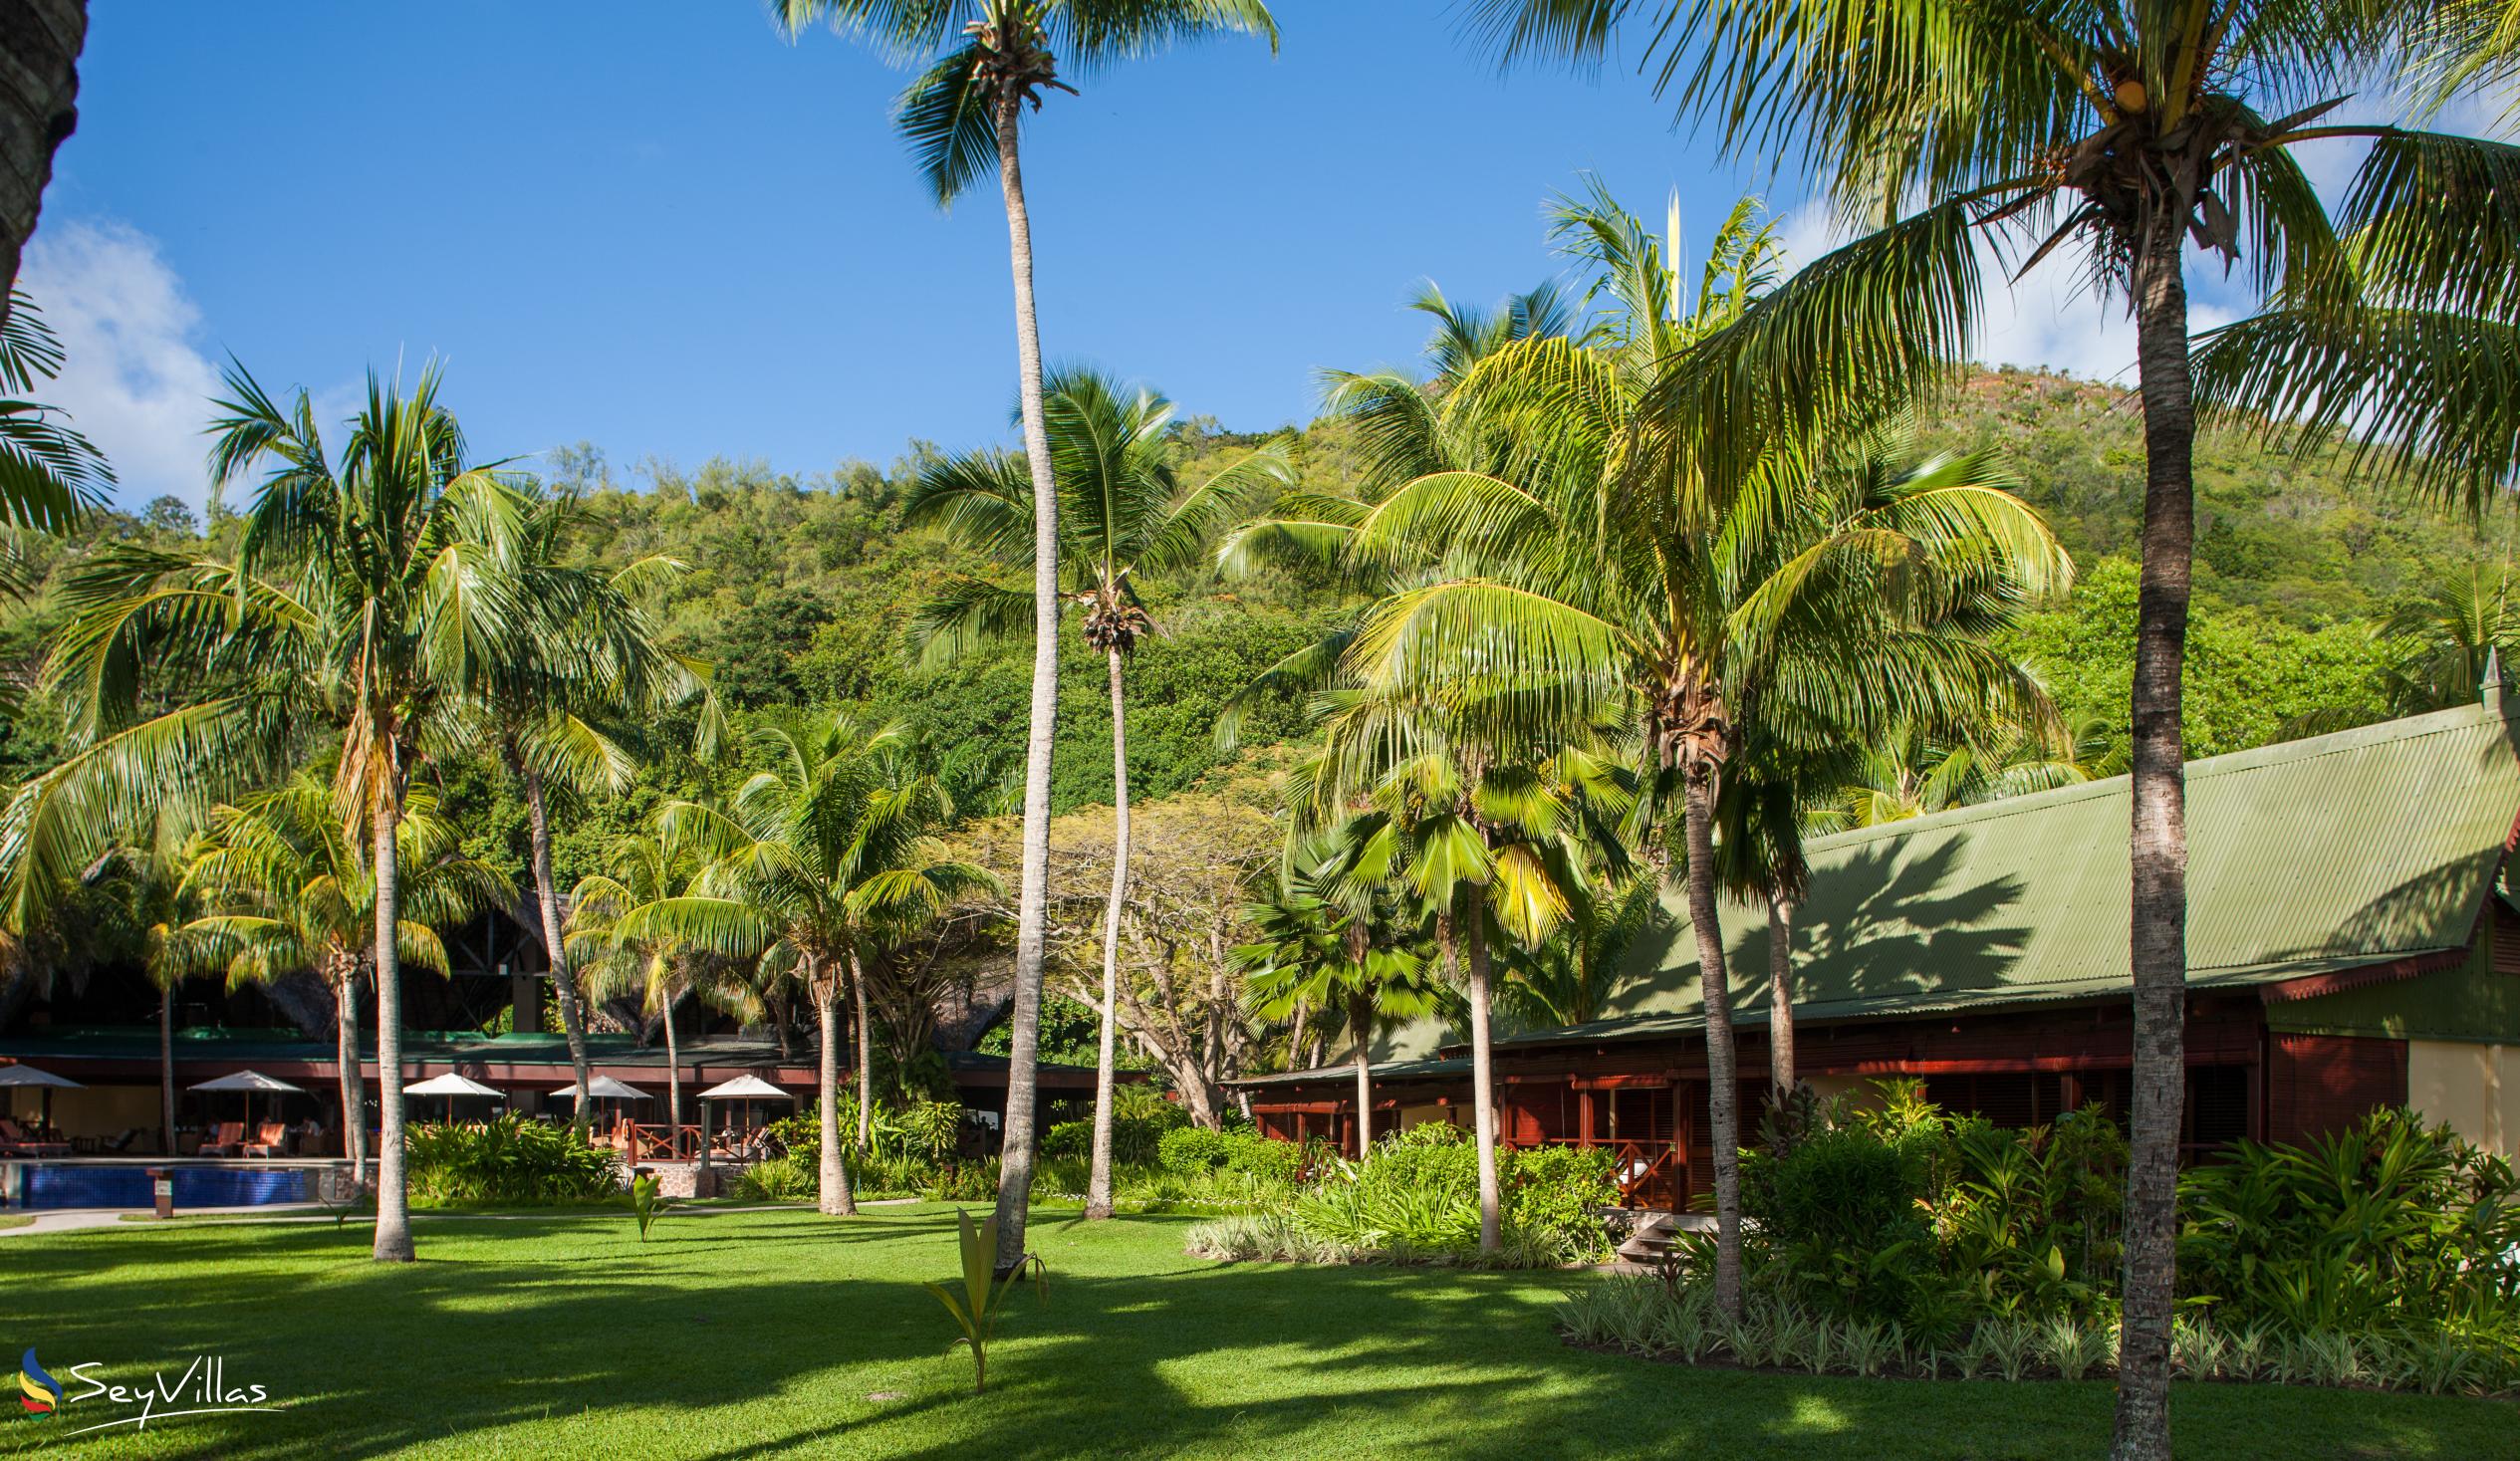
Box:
left=1463, top=889, right=1501, bottom=1254
left=336, top=970, right=367, bottom=1178
left=1768, top=891, right=1796, bottom=1093
left=1682, top=769, right=1742, bottom=1317
left=524, top=769, right=594, bottom=1134
left=371, top=794, right=413, bottom=1263
left=1349, top=1000, right=1375, bottom=1161
left=0, top=0, right=85, bottom=332
left=662, top=991, right=682, bottom=1152
left=2111, top=209, right=2197, bottom=1461
left=852, top=951, right=875, bottom=1152
left=1085, top=645, right=1131, bottom=1220
left=817, top=973, right=857, bottom=1216
left=987, top=81, right=1062, bottom=1277
left=157, top=979, right=174, bottom=1156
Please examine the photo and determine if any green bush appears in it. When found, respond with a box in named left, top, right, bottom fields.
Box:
left=2178, top=1108, right=2520, bottom=1340
left=1158, top=1125, right=1232, bottom=1174
left=1044, top=1086, right=1188, bottom=1166
left=406, top=1116, right=622, bottom=1208
left=1505, top=1144, right=1619, bottom=1263
left=1281, top=1124, right=1614, bottom=1266
left=733, top=1154, right=819, bottom=1202
left=927, top=1156, right=999, bottom=1203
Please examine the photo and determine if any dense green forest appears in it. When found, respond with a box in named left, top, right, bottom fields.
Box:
left=0, top=365, right=2503, bottom=897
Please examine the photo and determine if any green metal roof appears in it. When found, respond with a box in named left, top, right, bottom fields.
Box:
left=1230, top=1057, right=1471, bottom=1089
left=1381, top=701, right=2520, bottom=1061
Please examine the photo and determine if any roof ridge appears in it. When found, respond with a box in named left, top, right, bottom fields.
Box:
left=1805, top=701, right=2512, bottom=853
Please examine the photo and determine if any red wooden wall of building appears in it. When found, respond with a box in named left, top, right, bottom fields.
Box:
left=2264, top=1033, right=2406, bottom=1146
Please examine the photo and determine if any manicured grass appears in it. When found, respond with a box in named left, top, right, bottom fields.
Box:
left=0, top=1212, right=29, bottom=1230
left=2, top=1204, right=2506, bottom=1459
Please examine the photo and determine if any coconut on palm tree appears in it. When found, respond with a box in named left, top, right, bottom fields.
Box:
left=176, top=775, right=507, bottom=1175
left=771, top=0, right=1278, bottom=1271
left=1470, top=8, right=2510, bottom=1447
left=15, top=364, right=532, bottom=1262
left=907, top=365, right=1288, bottom=1219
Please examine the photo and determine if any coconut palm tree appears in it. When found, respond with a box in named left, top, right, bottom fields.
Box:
left=474, top=480, right=716, bottom=1131
left=175, top=775, right=508, bottom=1176
left=1237, top=823, right=1442, bottom=1155
left=1320, top=187, right=2068, bottom=1307
left=1468, top=9, right=2512, bottom=1447
left=569, top=830, right=712, bottom=1153
left=605, top=717, right=995, bottom=1217
left=1299, top=702, right=1627, bottom=1252
left=14, top=363, right=530, bottom=1262
left=907, top=365, right=1288, bottom=1219
left=0, top=292, right=109, bottom=536
left=771, top=0, right=1278, bottom=1270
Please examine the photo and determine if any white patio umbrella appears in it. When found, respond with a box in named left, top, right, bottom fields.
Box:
left=696, top=1075, right=792, bottom=1152
left=558, top=1076, right=652, bottom=1131
left=0, top=1063, right=82, bottom=1136
left=403, top=1071, right=505, bottom=1123
left=560, top=1076, right=652, bottom=1101
left=189, top=1070, right=305, bottom=1135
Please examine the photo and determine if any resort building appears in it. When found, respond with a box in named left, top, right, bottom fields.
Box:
left=1237, top=697, right=2520, bottom=1209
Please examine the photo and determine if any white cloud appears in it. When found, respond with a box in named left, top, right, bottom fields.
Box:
left=18, top=218, right=222, bottom=511
left=1776, top=197, right=2237, bottom=388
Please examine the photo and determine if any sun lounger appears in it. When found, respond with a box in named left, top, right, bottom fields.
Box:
left=240, top=1122, right=290, bottom=1158
left=0, top=1119, right=69, bottom=1157
left=196, top=1121, right=247, bottom=1157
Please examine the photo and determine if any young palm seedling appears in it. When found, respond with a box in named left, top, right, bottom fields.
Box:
left=926, top=1208, right=1048, bottom=1394
left=630, top=1174, right=670, bottom=1241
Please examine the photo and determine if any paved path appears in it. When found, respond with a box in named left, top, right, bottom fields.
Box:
left=0, top=1196, right=920, bottom=1237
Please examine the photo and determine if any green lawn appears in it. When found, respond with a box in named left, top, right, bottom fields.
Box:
left=0, top=1204, right=2506, bottom=1460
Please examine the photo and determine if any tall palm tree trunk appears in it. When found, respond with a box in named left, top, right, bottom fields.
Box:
left=1348, top=998, right=1375, bottom=1160
left=2112, top=211, right=2196, bottom=1461
left=852, top=951, right=875, bottom=1151
left=371, top=794, right=414, bottom=1263
left=1461, top=891, right=1501, bottom=1254
left=523, top=769, right=595, bottom=1134
left=1085, top=644, right=1131, bottom=1220
left=988, top=81, right=1062, bottom=1277
left=0, top=0, right=85, bottom=329
left=1681, top=769, right=1742, bottom=1318
left=661, top=988, right=682, bottom=1153
left=1767, top=891, right=1795, bottom=1093
left=157, top=979, right=174, bottom=1156
left=816, top=970, right=858, bottom=1217
left=336, top=969, right=367, bottom=1178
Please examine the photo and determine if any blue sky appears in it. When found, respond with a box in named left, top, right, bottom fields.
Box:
left=22, top=2, right=2473, bottom=509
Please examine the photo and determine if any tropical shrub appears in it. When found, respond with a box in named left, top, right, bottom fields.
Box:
left=1279, top=1123, right=1616, bottom=1266
left=733, top=1154, right=819, bottom=1203
left=1044, top=1083, right=1189, bottom=1165
left=405, top=1116, right=622, bottom=1207
left=1554, top=1276, right=2520, bottom=1395
left=898, top=1099, right=968, bottom=1166
left=928, top=1155, right=1000, bottom=1203
left=1739, top=1080, right=2124, bottom=1333
left=2177, top=1108, right=2520, bottom=1342
left=1157, top=1125, right=1309, bottom=1183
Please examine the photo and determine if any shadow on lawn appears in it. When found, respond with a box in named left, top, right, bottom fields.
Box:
left=8, top=1212, right=2508, bottom=1461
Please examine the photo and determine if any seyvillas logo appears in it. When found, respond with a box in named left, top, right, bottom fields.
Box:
left=10, top=1349, right=283, bottom=1434
left=18, top=1349, right=61, bottom=1416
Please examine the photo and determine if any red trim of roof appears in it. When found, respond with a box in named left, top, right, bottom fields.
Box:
left=2256, top=945, right=2471, bottom=1005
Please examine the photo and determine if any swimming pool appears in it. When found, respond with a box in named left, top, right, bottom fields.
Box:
left=13, top=1164, right=312, bottom=1209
